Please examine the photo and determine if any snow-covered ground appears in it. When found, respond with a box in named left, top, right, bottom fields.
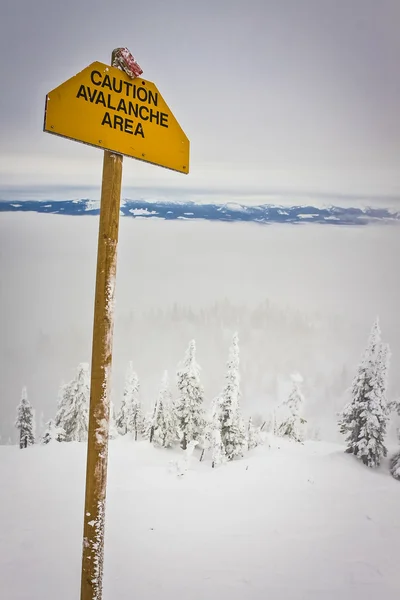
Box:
left=1, top=438, right=399, bottom=600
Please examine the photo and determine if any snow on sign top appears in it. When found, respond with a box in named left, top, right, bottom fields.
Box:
left=43, top=62, right=190, bottom=174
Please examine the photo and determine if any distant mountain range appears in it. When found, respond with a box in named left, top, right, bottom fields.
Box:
left=1, top=199, right=400, bottom=225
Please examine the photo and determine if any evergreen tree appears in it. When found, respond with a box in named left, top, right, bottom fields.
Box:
left=175, top=340, right=206, bottom=450
left=211, top=428, right=225, bottom=468
left=217, top=333, right=246, bottom=460
left=117, top=362, right=143, bottom=439
left=209, top=397, right=226, bottom=468
left=338, top=318, right=389, bottom=467
left=375, top=341, right=391, bottom=410
left=153, top=371, right=179, bottom=448
left=108, top=400, right=119, bottom=440
left=390, top=450, right=400, bottom=480
left=41, top=419, right=64, bottom=444
left=54, top=381, right=71, bottom=442
left=275, top=374, right=306, bottom=442
left=42, top=420, right=53, bottom=445
left=143, top=398, right=158, bottom=444
left=61, top=363, right=90, bottom=442
left=247, top=416, right=262, bottom=450
left=15, top=386, right=35, bottom=449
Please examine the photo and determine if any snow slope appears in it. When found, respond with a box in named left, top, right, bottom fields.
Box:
left=1, top=438, right=399, bottom=599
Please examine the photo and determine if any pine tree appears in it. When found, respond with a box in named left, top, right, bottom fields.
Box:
left=42, top=419, right=54, bottom=444
left=175, top=340, right=206, bottom=450
left=153, top=371, right=179, bottom=448
left=211, top=428, right=225, bottom=468
left=247, top=416, right=262, bottom=450
left=217, top=333, right=246, bottom=460
left=117, top=362, right=143, bottom=439
left=61, top=363, right=90, bottom=442
left=275, top=374, right=306, bottom=442
left=338, top=318, right=389, bottom=467
left=54, top=381, right=71, bottom=442
left=209, top=396, right=226, bottom=468
left=143, top=398, right=158, bottom=444
left=108, top=400, right=119, bottom=440
left=390, top=450, right=400, bottom=480
left=41, top=419, right=65, bottom=444
left=375, top=342, right=391, bottom=411
left=15, top=386, right=35, bottom=449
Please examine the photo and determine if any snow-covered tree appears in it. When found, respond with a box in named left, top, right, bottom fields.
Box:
left=217, top=333, right=246, bottom=460
left=108, top=400, right=119, bottom=440
left=208, top=397, right=225, bottom=467
left=375, top=341, right=391, bottom=409
left=41, top=419, right=65, bottom=444
left=338, top=318, right=389, bottom=468
left=60, top=363, right=90, bottom=442
left=143, top=398, right=158, bottom=444
left=211, top=428, right=225, bottom=468
left=42, top=419, right=54, bottom=445
left=247, top=416, right=262, bottom=450
left=53, top=381, right=71, bottom=441
left=171, top=440, right=198, bottom=476
left=390, top=450, right=400, bottom=480
left=117, top=362, right=143, bottom=439
left=275, top=374, right=306, bottom=442
left=153, top=371, right=179, bottom=448
left=175, top=340, right=206, bottom=450
left=15, top=386, right=35, bottom=449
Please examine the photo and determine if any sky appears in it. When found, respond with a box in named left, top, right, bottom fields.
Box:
left=1, top=0, right=400, bottom=205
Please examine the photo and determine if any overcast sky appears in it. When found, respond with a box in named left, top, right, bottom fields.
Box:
left=1, top=0, right=400, bottom=204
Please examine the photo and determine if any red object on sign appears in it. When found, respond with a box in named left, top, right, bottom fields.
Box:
left=112, top=47, right=143, bottom=78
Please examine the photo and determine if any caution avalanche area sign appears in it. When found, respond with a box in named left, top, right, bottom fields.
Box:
left=44, top=61, right=189, bottom=173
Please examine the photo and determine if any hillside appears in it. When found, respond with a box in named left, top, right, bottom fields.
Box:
left=1, top=437, right=399, bottom=599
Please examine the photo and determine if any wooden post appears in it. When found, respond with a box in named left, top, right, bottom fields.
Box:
left=80, top=145, right=123, bottom=600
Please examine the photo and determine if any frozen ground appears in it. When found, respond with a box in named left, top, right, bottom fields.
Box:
left=1, top=438, right=399, bottom=600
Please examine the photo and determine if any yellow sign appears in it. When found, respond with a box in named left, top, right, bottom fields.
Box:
left=44, top=62, right=189, bottom=174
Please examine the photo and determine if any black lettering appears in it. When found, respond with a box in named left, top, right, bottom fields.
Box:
left=149, top=108, right=160, bottom=125
left=124, top=118, right=134, bottom=134
left=113, top=115, right=124, bottom=131
left=102, top=74, right=112, bottom=90
left=90, top=70, right=102, bottom=86
left=95, top=91, right=106, bottom=107
left=88, top=87, right=97, bottom=102
left=117, top=98, right=127, bottom=114
left=137, top=87, right=147, bottom=102
left=112, top=77, right=123, bottom=94
left=107, top=94, right=116, bottom=110
left=128, top=102, right=138, bottom=117
left=101, top=112, right=112, bottom=127
left=148, top=90, right=158, bottom=107
left=76, top=84, right=88, bottom=100
left=135, top=123, right=145, bottom=138
left=124, top=81, right=133, bottom=96
left=160, top=112, right=169, bottom=128
left=139, top=106, right=149, bottom=120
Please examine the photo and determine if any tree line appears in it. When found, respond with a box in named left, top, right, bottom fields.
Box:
left=14, top=320, right=400, bottom=478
